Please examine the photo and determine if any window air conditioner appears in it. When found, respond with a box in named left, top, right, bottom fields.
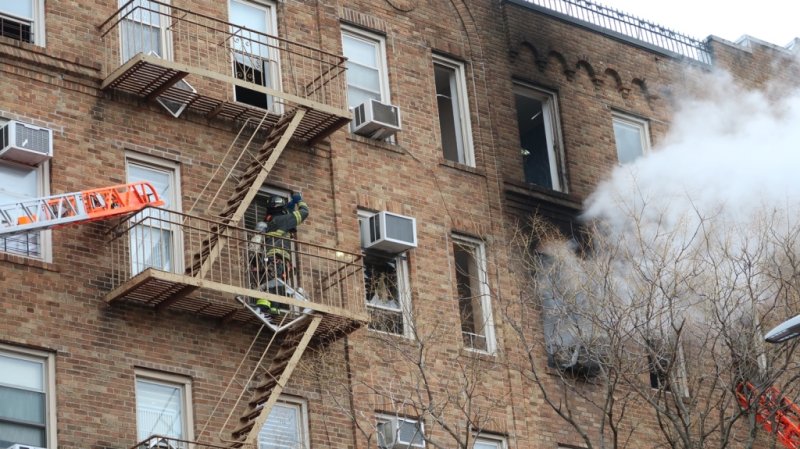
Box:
left=361, top=211, right=417, bottom=254
left=377, top=418, right=424, bottom=449
left=352, top=99, right=402, bottom=139
left=143, top=437, right=176, bottom=449
left=8, top=444, right=47, bottom=449
left=0, top=120, right=53, bottom=165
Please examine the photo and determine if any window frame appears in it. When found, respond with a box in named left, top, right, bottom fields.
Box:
left=341, top=24, right=392, bottom=111
left=513, top=82, right=566, bottom=191
left=134, top=369, right=194, bottom=443
left=0, top=343, right=57, bottom=449
left=257, top=395, right=309, bottom=449
left=228, top=0, right=281, bottom=112
left=0, top=117, right=52, bottom=262
left=0, top=0, right=45, bottom=46
left=125, top=153, right=183, bottom=275
left=474, top=434, right=507, bottom=449
left=646, top=337, right=689, bottom=397
left=612, top=112, right=651, bottom=164
left=117, top=0, right=174, bottom=63
left=358, top=210, right=413, bottom=339
left=376, top=414, right=425, bottom=449
left=451, top=234, right=496, bottom=354
left=433, top=54, right=474, bottom=167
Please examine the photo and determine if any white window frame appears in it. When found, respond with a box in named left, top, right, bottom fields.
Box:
left=433, top=54, right=474, bottom=167
left=341, top=24, right=391, bottom=111
left=359, top=209, right=413, bottom=339
left=0, top=344, right=56, bottom=449
left=118, top=0, right=174, bottom=63
left=228, top=0, right=281, bottom=112
left=474, top=435, right=507, bottom=449
left=0, top=0, right=45, bottom=46
left=452, top=234, right=496, bottom=354
left=134, top=369, right=194, bottom=443
left=125, top=153, right=183, bottom=275
left=0, top=116, right=52, bottom=262
left=376, top=414, right=425, bottom=449
left=513, top=82, right=565, bottom=191
left=612, top=112, right=651, bottom=164
left=257, top=395, right=309, bottom=449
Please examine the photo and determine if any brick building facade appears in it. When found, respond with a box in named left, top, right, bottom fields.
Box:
left=0, top=1, right=797, bottom=449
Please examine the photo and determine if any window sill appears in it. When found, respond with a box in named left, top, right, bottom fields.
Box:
left=439, top=159, right=485, bottom=176
left=460, top=346, right=497, bottom=361
left=0, top=252, right=59, bottom=271
left=346, top=133, right=405, bottom=154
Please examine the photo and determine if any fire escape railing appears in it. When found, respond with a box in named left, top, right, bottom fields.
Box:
left=106, top=207, right=366, bottom=318
left=516, top=0, right=712, bottom=64
left=98, top=0, right=348, bottom=111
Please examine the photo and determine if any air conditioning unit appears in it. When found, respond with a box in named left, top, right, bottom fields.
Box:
left=377, top=418, right=424, bottom=449
left=8, top=444, right=47, bottom=449
left=352, top=99, right=401, bottom=139
left=143, top=437, right=176, bottom=449
left=0, top=120, right=53, bottom=165
left=361, top=211, right=417, bottom=254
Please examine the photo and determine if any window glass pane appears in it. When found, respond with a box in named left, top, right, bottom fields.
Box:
left=136, top=379, right=183, bottom=440
left=435, top=64, right=464, bottom=164
left=258, top=403, right=301, bottom=449
left=127, top=161, right=176, bottom=273
left=0, top=387, right=45, bottom=424
left=613, top=119, right=645, bottom=164
left=342, top=35, right=377, bottom=67
left=347, top=87, right=380, bottom=111
left=0, top=0, right=33, bottom=20
left=0, top=354, right=44, bottom=390
left=0, top=163, right=41, bottom=258
left=454, top=241, right=487, bottom=350
left=398, top=420, right=423, bottom=446
left=128, top=164, right=172, bottom=209
left=346, top=63, right=381, bottom=93
left=475, top=440, right=500, bottom=449
left=515, top=93, right=553, bottom=188
left=0, top=421, right=45, bottom=448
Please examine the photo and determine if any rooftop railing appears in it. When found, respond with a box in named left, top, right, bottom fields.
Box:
left=106, top=207, right=365, bottom=319
left=517, top=0, right=712, bottom=64
left=98, top=0, right=348, bottom=112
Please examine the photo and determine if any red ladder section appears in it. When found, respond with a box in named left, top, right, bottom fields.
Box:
left=736, top=382, right=800, bottom=449
left=0, top=182, right=164, bottom=236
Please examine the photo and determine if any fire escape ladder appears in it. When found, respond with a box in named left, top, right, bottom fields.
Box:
left=189, top=108, right=307, bottom=278
left=229, top=314, right=322, bottom=447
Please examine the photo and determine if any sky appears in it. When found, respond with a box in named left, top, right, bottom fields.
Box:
left=595, top=0, right=799, bottom=47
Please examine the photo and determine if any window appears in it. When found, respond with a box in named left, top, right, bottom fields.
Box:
left=514, top=83, right=564, bottom=191
left=229, top=0, right=279, bottom=111
left=341, top=26, right=390, bottom=111
left=0, top=345, right=56, bottom=449
left=433, top=55, right=473, bottom=166
left=0, top=118, right=50, bottom=261
left=376, top=416, right=424, bottom=449
left=646, top=338, right=687, bottom=395
left=359, top=210, right=412, bottom=337
left=474, top=435, right=506, bottom=449
left=119, top=0, right=172, bottom=63
left=135, top=370, right=193, bottom=444
left=612, top=113, right=650, bottom=164
left=0, top=0, right=45, bottom=46
left=257, top=396, right=308, bottom=449
left=126, top=155, right=182, bottom=275
left=452, top=235, right=495, bottom=353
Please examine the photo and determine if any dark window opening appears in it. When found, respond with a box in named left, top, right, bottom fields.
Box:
left=0, top=17, right=32, bottom=43
left=515, top=93, right=553, bottom=188
left=234, top=61, right=272, bottom=110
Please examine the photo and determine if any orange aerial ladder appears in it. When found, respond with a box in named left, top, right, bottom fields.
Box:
left=736, top=382, right=800, bottom=449
left=0, top=182, right=164, bottom=236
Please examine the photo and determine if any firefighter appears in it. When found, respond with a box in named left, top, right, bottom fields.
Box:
left=253, top=192, right=308, bottom=318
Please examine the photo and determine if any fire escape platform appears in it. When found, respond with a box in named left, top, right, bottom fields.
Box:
left=101, top=53, right=351, bottom=144
left=105, top=267, right=367, bottom=339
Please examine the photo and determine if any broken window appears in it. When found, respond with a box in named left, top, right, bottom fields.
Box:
left=514, top=83, right=564, bottom=190
left=453, top=235, right=494, bottom=353
left=434, top=55, right=474, bottom=166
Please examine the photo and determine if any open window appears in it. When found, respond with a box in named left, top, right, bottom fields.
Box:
left=434, top=55, right=474, bottom=166
left=0, top=0, right=45, bottom=46
left=228, top=0, right=280, bottom=112
left=514, top=83, right=565, bottom=191
left=376, top=415, right=424, bottom=449
left=452, top=235, right=495, bottom=353
left=645, top=337, right=688, bottom=396
left=359, top=210, right=412, bottom=337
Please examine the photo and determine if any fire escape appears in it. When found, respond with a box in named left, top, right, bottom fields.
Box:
left=97, top=2, right=366, bottom=448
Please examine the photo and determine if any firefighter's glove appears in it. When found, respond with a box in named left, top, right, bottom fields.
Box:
left=287, top=192, right=303, bottom=208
